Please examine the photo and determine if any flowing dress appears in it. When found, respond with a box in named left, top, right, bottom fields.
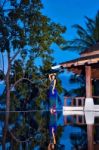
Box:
left=48, top=80, right=58, bottom=109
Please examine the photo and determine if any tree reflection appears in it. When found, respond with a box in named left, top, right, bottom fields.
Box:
left=0, top=111, right=64, bottom=149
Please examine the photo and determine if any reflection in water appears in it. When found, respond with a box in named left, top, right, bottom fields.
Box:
left=0, top=111, right=99, bottom=149
left=0, top=111, right=64, bottom=150
left=63, top=111, right=99, bottom=150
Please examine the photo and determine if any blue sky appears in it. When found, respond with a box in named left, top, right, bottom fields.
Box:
left=42, top=0, right=99, bottom=63
left=42, top=0, right=99, bottom=38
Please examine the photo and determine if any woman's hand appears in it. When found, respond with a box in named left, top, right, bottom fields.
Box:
left=52, top=127, right=54, bottom=133
left=52, top=89, right=54, bottom=94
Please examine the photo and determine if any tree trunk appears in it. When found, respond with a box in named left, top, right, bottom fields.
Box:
left=1, top=53, right=4, bottom=74
left=2, top=53, right=10, bottom=150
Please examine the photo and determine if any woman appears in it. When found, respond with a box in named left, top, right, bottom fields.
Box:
left=48, top=73, right=57, bottom=114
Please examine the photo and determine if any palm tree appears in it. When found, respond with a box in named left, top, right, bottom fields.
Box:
left=62, top=11, right=99, bottom=98
left=62, top=11, right=99, bottom=53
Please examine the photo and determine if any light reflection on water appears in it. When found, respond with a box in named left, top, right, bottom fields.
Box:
left=0, top=111, right=99, bottom=150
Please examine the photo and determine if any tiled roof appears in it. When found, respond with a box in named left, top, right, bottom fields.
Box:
left=80, top=42, right=99, bottom=54
left=60, top=54, right=99, bottom=67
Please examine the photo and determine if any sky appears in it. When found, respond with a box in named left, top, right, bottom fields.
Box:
left=42, top=0, right=99, bottom=39
left=41, top=0, right=99, bottom=90
left=42, top=0, right=99, bottom=63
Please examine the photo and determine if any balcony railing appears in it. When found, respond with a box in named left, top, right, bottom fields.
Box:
left=64, top=96, right=99, bottom=107
left=64, top=115, right=85, bottom=125
left=64, top=96, right=85, bottom=107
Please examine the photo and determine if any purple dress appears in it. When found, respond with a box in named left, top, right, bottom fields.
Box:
left=48, top=80, right=57, bottom=109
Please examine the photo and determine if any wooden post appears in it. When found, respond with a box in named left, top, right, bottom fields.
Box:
left=85, top=66, right=92, bottom=97
left=64, top=97, right=67, bottom=106
left=87, top=125, right=94, bottom=150
left=85, top=65, right=94, bottom=150
left=64, top=116, right=67, bottom=125
left=76, top=98, right=79, bottom=106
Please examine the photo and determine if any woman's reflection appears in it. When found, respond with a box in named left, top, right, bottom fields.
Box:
left=48, top=111, right=57, bottom=150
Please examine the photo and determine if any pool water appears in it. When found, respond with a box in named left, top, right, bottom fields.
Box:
left=0, top=111, right=99, bottom=150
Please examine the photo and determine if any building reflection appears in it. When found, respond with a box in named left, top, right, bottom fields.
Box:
left=63, top=111, right=99, bottom=150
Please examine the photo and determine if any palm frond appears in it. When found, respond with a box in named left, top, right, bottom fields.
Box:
left=72, top=24, right=89, bottom=38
